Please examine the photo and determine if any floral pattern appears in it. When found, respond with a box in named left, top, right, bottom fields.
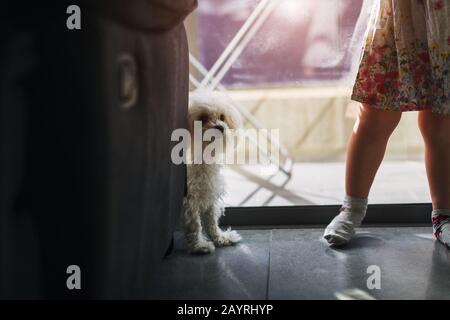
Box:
left=352, top=0, right=450, bottom=115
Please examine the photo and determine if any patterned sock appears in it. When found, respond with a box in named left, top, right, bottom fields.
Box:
left=432, top=209, right=450, bottom=248
left=323, top=195, right=368, bottom=246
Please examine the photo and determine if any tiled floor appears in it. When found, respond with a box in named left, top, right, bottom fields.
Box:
left=224, top=161, right=430, bottom=207
left=149, top=227, right=450, bottom=300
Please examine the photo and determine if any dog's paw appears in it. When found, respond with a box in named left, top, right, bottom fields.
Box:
left=214, top=229, right=242, bottom=247
left=188, top=240, right=216, bottom=254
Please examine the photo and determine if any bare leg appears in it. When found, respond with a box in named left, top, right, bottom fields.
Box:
left=418, top=111, right=450, bottom=209
left=418, top=111, right=450, bottom=246
left=203, top=204, right=241, bottom=247
left=324, top=104, right=401, bottom=246
left=346, top=105, right=402, bottom=198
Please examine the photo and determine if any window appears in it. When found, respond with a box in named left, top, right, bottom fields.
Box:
left=196, top=0, right=363, bottom=86
left=186, top=0, right=429, bottom=207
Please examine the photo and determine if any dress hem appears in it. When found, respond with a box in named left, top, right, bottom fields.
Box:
left=351, top=94, right=450, bottom=116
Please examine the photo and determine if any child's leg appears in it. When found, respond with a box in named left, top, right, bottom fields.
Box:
left=418, top=111, right=450, bottom=246
left=345, top=105, right=402, bottom=198
left=324, top=105, right=402, bottom=245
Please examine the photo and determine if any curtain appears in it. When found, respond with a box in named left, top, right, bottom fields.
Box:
left=343, top=0, right=379, bottom=86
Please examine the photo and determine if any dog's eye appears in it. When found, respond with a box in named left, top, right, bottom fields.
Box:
left=198, top=114, right=208, bottom=122
left=220, top=114, right=225, bottom=121
left=198, top=113, right=209, bottom=123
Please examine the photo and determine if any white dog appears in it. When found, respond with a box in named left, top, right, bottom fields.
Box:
left=183, top=90, right=242, bottom=254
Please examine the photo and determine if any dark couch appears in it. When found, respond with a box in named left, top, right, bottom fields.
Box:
left=0, top=0, right=196, bottom=299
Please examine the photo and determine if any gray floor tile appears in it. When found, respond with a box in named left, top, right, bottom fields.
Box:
left=149, top=227, right=450, bottom=300
left=149, top=230, right=271, bottom=300
left=269, top=227, right=450, bottom=300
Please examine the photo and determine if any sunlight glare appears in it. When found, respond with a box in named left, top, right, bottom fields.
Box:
left=275, top=0, right=310, bottom=23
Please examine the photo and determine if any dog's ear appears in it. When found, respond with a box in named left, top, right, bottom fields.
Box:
left=211, top=91, right=243, bottom=130
left=187, top=107, right=197, bottom=133
left=224, top=103, right=243, bottom=130
left=188, top=92, right=205, bottom=133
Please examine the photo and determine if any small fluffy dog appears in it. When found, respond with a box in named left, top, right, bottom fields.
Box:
left=183, top=90, right=242, bottom=254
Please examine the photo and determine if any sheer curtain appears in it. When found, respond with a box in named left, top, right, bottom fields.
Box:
left=343, top=0, right=379, bottom=86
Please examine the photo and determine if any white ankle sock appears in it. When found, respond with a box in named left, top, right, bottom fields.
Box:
left=432, top=209, right=450, bottom=248
left=323, top=195, right=368, bottom=246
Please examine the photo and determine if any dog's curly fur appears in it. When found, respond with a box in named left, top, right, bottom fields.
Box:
left=183, top=91, right=242, bottom=254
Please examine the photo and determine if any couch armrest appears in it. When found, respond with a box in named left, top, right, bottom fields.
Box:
left=91, top=0, right=198, bottom=31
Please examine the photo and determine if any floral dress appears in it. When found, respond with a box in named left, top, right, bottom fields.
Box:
left=352, top=0, right=450, bottom=115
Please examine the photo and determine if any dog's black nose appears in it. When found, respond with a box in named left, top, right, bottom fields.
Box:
left=214, top=125, right=224, bottom=133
